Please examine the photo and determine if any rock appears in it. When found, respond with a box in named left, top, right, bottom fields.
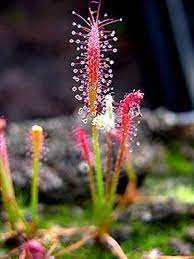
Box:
left=143, top=249, right=162, bottom=259
left=71, top=206, right=84, bottom=218
left=186, top=227, right=194, bottom=243
left=143, top=108, right=194, bottom=141
left=110, top=225, right=132, bottom=242
left=148, top=199, right=182, bottom=222
left=4, top=115, right=156, bottom=203
left=118, top=199, right=183, bottom=223
left=169, top=238, right=193, bottom=255
left=4, top=109, right=194, bottom=203
left=4, top=107, right=194, bottom=203
left=187, top=205, right=194, bottom=218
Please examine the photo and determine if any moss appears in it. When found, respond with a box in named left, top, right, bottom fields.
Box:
left=39, top=205, right=191, bottom=258
left=168, top=185, right=194, bottom=203
left=167, top=151, right=194, bottom=176
left=1, top=144, right=194, bottom=258
left=125, top=216, right=190, bottom=255
left=0, top=201, right=192, bottom=258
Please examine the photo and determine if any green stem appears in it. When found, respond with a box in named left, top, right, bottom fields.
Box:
left=115, top=152, right=137, bottom=210
left=0, top=161, right=26, bottom=229
left=125, top=151, right=137, bottom=185
left=105, top=132, right=111, bottom=196
left=31, top=156, right=40, bottom=223
left=85, top=154, right=96, bottom=204
left=92, top=125, right=104, bottom=202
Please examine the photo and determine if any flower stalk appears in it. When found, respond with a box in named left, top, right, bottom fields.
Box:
left=0, top=161, right=23, bottom=228
left=105, top=131, right=111, bottom=195
left=30, top=125, right=43, bottom=224
left=125, top=151, right=137, bottom=185
left=109, top=123, right=128, bottom=207
left=74, top=127, right=96, bottom=202
left=92, top=125, right=104, bottom=202
left=0, top=119, right=26, bottom=229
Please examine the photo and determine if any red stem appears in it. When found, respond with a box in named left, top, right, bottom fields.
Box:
left=109, top=124, right=128, bottom=205
left=82, top=136, right=96, bottom=203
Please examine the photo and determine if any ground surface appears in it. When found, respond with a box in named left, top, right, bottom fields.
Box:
left=1, top=149, right=194, bottom=258
left=1, top=117, right=194, bottom=258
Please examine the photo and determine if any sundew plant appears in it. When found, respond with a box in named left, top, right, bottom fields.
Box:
left=0, top=122, right=88, bottom=258
left=0, top=1, right=145, bottom=258
left=0, top=122, right=44, bottom=232
left=65, top=0, right=144, bottom=257
left=70, top=0, right=143, bottom=221
left=0, top=121, right=47, bottom=257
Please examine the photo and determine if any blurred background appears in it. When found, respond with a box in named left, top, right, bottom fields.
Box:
left=0, top=2, right=194, bottom=256
left=0, top=0, right=194, bottom=121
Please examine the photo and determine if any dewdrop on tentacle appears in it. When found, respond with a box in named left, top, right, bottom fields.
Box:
left=92, top=94, right=115, bottom=132
left=114, top=90, right=144, bottom=148
left=70, top=0, right=122, bottom=119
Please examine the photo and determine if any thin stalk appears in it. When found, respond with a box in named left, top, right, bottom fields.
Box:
left=30, top=125, right=43, bottom=225
left=83, top=147, right=96, bottom=203
left=115, top=151, right=138, bottom=207
left=31, top=156, right=40, bottom=223
left=75, top=127, right=96, bottom=202
left=54, top=233, right=95, bottom=257
left=1, top=152, right=14, bottom=195
left=100, top=233, right=128, bottom=259
left=105, top=132, right=111, bottom=195
left=0, top=128, right=14, bottom=197
left=109, top=125, right=128, bottom=207
left=88, top=167, right=96, bottom=203
left=0, top=161, right=26, bottom=229
left=0, top=247, right=20, bottom=259
left=47, top=241, right=59, bottom=256
left=92, top=125, right=104, bottom=201
left=113, top=148, right=138, bottom=213
left=125, top=151, right=137, bottom=185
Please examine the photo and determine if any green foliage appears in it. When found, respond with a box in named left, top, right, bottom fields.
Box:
left=37, top=205, right=193, bottom=258
left=1, top=143, right=194, bottom=258
left=167, top=150, right=194, bottom=175
left=168, top=185, right=194, bottom=203
left=39, top=204, right=92, bottom=228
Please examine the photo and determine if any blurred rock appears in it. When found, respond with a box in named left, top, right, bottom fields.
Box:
left=143, top=249, right=162, bottom=259
left=110, top=225, right=132, bottom=242
left=4, top=107, right=194, bottom=202
left=118, top=199, right=185, bottom=223
left=187, top=205, right=194, bottom=218
left=169, top=238, right=193, bottom=255
left=71, top=206, right=84, bottom=218
left=186, top=227, right=194, bottom=243
left=4, top=115, right=156, bottom=202
left=147, top=200, right=183, bottom=222
left=143, top=108, right=194, bottom=141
